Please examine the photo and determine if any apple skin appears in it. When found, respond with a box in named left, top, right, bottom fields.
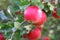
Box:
left=52, top=12, right=60, bottom=18
left=23, top=26, right=43, bottom=39
left=24, top=6, right=47, bottom=25
left=41, top=11, right=47, bottom=25
left=27, top=26, right=42, bottom=40
left=16, top=11, right=21, bottom=14
left=42, top=36, right=50, bottom=40
left=23, top=34, right=28, bottom=38
left=52, top=8, right=60, bottom=19
left=0, top=33, right=5, bottom=40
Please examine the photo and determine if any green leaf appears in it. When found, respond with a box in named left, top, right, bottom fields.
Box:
left=8, top=0, right=20, bottom=5
left=20, top=0, right=30, bottom=6
left=57, top=7, right=60, bottom=16
left=13, top=30, right=20, bottom=40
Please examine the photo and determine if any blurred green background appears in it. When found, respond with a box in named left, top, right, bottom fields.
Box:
left=0, top=0, right=60, bottom=40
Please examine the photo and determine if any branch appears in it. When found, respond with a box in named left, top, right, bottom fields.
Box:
left=10, top=20, right=26, bottom=40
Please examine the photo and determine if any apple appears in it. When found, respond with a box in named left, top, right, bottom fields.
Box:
left=16, top=11, right=21, bottom=14
left=41, top=11, right=47, bottom=25
left=23, top=34, right=28, bottom=38
left=42, top=36, right=50, bottom=40
left=52, top=12, right=60, bottom=18
left=24, top=6, right=47, bottom=25
left=27, top=26, right=41, bottom=40
left=52, top=8, right=60, bottom=18
left=0, top=33, right=4, bottom=40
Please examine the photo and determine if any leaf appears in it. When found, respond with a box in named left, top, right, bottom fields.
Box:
left=39, top=2, right=44, bottom=9
left=16, top=13, right=24, bottom=22
left=8, top=0, right=20, bottom=5
left=13, top=30, right=20, bottom=40
left=57, top=6, right=60, bottom=16
left=14, top=22, right=21, bottom=29
left=20, top=0, right=30, bottom=6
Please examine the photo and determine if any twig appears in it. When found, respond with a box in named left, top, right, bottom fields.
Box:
left=10, top=20, right=26, bottom=40
left=20, top=20, right=26, bottom=26
left=10, top=32, right=15, bottom=40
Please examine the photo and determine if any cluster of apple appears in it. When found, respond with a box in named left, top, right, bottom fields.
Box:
left=23, top=6, right=50, bottom=40
left=0, top=0, right=59, bottom=40
left=0, top=3, right=59, bottom=40
left=0, top=5, right=58, bottom=40
left=16, top=3, right=60, bottom=19
left=0, top=5, right=50, bottom=40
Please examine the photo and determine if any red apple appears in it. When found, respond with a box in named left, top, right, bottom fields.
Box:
left=41, top=11, right=47, bottom=25
left=16, top=11, right=21, bottom=14
left=35, top=25, right=43, bottom=31
left=24, top=6, right=47, bottom=25
left=52, top=12, right=60, bottom=18
left=23, top=34, right=28, bottom=38
left=27, top=26, right=41, bottom=40
left=42, top=36, right=50, bottom=40
left=52, top=8, right=60, bottom=18
left=0, top=33, right=4, bottom=40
